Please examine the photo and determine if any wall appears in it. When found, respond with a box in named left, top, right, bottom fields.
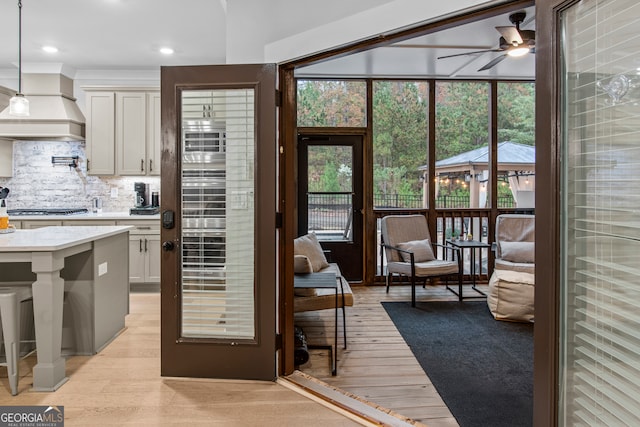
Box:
left=0, top=140, right=159, bottom=211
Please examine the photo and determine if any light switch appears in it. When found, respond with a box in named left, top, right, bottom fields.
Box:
left=110, top=187, right=118, bottom=198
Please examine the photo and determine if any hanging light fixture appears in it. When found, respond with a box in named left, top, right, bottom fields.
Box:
left=9, top=0, right=29, bottom=117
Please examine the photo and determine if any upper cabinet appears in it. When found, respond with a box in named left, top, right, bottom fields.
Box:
left=0, top=86, right=13, bottom=177
left=84, top=87, right=160, bottom=176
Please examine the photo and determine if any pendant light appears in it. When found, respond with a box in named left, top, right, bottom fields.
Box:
left=9, top=0, right=29, bottom=117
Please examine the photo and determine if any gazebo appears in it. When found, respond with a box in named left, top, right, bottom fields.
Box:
left=419, top=141, right=535, bottom=208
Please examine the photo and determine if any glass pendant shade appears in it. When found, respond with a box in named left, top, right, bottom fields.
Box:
left=507, top=47, right=530, bottom=57
left=9, top=93, right=29, bottom=116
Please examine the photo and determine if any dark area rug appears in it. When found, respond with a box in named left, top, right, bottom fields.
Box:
left=382, top=301, right=533, bottom=427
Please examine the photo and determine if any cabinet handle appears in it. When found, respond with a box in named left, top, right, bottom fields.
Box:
left=144, top=238, right=148, bottom=252
left=87, top=159, right=90, bottom=171
left=140, top=159, right=145, bottom=172
left=137, top=226, right=151, bottom=230
left=149, top=159, right=153, bottom=172
left=139, top=238, right=143, bottom=253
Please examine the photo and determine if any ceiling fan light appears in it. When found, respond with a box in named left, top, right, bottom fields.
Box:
left=9, top=93, right=30, bottom=116
left=508, top=46, right=530, bottom=57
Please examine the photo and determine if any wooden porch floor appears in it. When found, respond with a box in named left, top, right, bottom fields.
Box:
left=295, top=282, right=490, bottom=427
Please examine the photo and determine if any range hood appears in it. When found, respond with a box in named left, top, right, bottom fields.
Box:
left=0, top=74, right=85, bottom=141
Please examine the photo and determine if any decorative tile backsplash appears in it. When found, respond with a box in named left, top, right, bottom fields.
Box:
left=0, top=140, right=160, bottom=211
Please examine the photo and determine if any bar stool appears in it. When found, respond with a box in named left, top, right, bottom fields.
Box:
left=0, top=286, right=33, bottom=395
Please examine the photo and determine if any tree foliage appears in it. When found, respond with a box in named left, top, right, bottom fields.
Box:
left=296, top=79, right=535, bottom=206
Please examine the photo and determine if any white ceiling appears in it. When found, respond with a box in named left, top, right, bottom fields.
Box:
left=0, top=1, right=535, bottom=82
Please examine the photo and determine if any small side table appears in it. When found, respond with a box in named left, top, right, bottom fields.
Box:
left=294, top=272, right=343, bottom=375
left=445, top=239, right=491, bottom=300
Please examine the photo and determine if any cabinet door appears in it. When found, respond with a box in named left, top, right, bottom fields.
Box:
left=116, top=92, right=147, bottom=175
left=146, top=92, right=161, bottom=176
left=86, top=92, right=115, bottom=175
left=128, top=235, right=146, bottom=283
left=145, top=233, right=161, bottom=283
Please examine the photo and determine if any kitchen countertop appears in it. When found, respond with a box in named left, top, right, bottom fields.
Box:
left=0, top=225, right=133, bottom=252
left=8, top=212, right=160, bottom=221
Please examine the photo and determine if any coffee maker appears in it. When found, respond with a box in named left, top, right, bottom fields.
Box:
left=130, top=182, right=159, bottom=215
left=134, top=182, right=149, bottom=207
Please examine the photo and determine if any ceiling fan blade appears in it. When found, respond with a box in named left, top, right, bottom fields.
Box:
left=478, top=54, right=508, bottom=71
left=496, top=26, right=523, bottom=45
left=437, top=49, right=501, bottom=60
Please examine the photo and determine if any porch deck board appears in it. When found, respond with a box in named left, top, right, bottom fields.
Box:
left=295, top=283, right=489, bottom=426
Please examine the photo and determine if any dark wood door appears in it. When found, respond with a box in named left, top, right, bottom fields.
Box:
left=297, top=134, right=364, bottom=281
left=160, top=64, right=277, bottom=380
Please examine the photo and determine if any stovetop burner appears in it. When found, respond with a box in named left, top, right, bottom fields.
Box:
left=7, top=208, right=89, bottom=216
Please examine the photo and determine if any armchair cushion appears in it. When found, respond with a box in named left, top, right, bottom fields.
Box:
left=397, top=239, right=435, bottom=263
left=294, top=233, right=330, bottom=272
left=500, top=241, right=535, bottom=263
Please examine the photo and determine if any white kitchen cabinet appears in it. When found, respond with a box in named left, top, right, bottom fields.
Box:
left=85, top=91, right=116, bottom=175
left=118, top=220, right=160, bottom=284
left=0, top=139, right=13, bottom=177
left=83, top=87, right=160, bottom=176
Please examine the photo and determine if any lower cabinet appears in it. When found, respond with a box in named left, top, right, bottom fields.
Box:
left=118, top=220, right=160, bottom=284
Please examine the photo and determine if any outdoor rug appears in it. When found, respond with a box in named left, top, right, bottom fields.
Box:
left=382, top=301, right=533, bottom=427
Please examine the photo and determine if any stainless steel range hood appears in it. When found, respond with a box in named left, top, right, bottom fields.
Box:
left=0, top=74, right=85, bottom=141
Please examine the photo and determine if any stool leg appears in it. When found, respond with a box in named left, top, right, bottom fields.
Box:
left=1, top=294, right=20, bottom=395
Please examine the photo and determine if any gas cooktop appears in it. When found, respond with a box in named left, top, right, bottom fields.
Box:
left=7, top=208, right=89, bottom=216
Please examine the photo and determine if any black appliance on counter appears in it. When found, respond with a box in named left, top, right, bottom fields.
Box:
left=7, top=208, right=89, bottom=216
left=130, top=182, right=160, bottom=215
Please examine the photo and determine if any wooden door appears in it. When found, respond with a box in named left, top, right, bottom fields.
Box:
left=160, top=64, right=277, bottom=380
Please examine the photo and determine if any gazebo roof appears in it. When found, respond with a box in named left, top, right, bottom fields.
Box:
left=419, top=141, right=535, bottom=173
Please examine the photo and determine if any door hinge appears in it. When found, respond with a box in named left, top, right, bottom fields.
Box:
left=275, top=89, right=282, bottom=107
left=275, top=212, right=283, bottom=229
left=275, top=333, right=283, bottom=350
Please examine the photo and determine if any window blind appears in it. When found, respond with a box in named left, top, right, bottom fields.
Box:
left=180, top=89, right=256, bottom=340
left=560, top=0, right=640, bottom=425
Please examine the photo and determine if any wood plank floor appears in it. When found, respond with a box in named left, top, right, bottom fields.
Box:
left=0, top=293, right=363, bottom=426
left=0, top=283, right=488, bottom=426
left=295, top=282, right=490, bottom=427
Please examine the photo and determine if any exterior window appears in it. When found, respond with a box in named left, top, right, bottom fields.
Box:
left=435, top=81, right=489, bottom=209
left=372, top=81, right=428, bottom=208
left=497, top=82, right=535, bottom=209
left=297, top=80, right=366, bottom=127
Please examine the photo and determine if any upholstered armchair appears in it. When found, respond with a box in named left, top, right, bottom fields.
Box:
left=487, top=214, right=535, bottom=322
left=380, top=214, right=463, bottom=306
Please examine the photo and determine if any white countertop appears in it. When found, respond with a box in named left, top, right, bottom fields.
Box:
left=0, top=225, right=134, bottom=252
left=8, top=212, right=160, bottom=221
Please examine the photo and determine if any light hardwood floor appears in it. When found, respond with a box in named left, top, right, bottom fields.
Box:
left=0, top=293, right=363, bottom=426
left=0, top=283, right=487, bottom=426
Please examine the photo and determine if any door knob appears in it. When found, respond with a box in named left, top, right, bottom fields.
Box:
left=162, top=241, right=175, bottom=251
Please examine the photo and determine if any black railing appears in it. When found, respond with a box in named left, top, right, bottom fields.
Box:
left=308, top=193, right=516, bottom=232
left=373, top=194, right=515, bottom=209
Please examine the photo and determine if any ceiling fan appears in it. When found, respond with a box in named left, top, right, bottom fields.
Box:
left=437, top=11, right=535, bottom=71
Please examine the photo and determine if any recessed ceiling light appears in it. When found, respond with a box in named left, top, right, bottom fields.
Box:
left=160, top=47, right=174, bottom=55
left=42, top=46, right=58, bottom=53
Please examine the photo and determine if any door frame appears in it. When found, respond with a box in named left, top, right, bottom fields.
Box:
left=278, top=0, right=537, bottom=380
left=296, top=131, right=365, bottom=282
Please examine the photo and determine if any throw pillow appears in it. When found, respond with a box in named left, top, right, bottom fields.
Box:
left=397, top=239, right=435, bottom=263
left=500, top=241, right=535, bottom=263
left=294, top=255, right=313, bottom=274
left=294, top=233, right=330, bottom=272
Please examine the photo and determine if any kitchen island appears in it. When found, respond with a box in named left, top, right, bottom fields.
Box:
left=0, top=225, right=132, bottom=391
